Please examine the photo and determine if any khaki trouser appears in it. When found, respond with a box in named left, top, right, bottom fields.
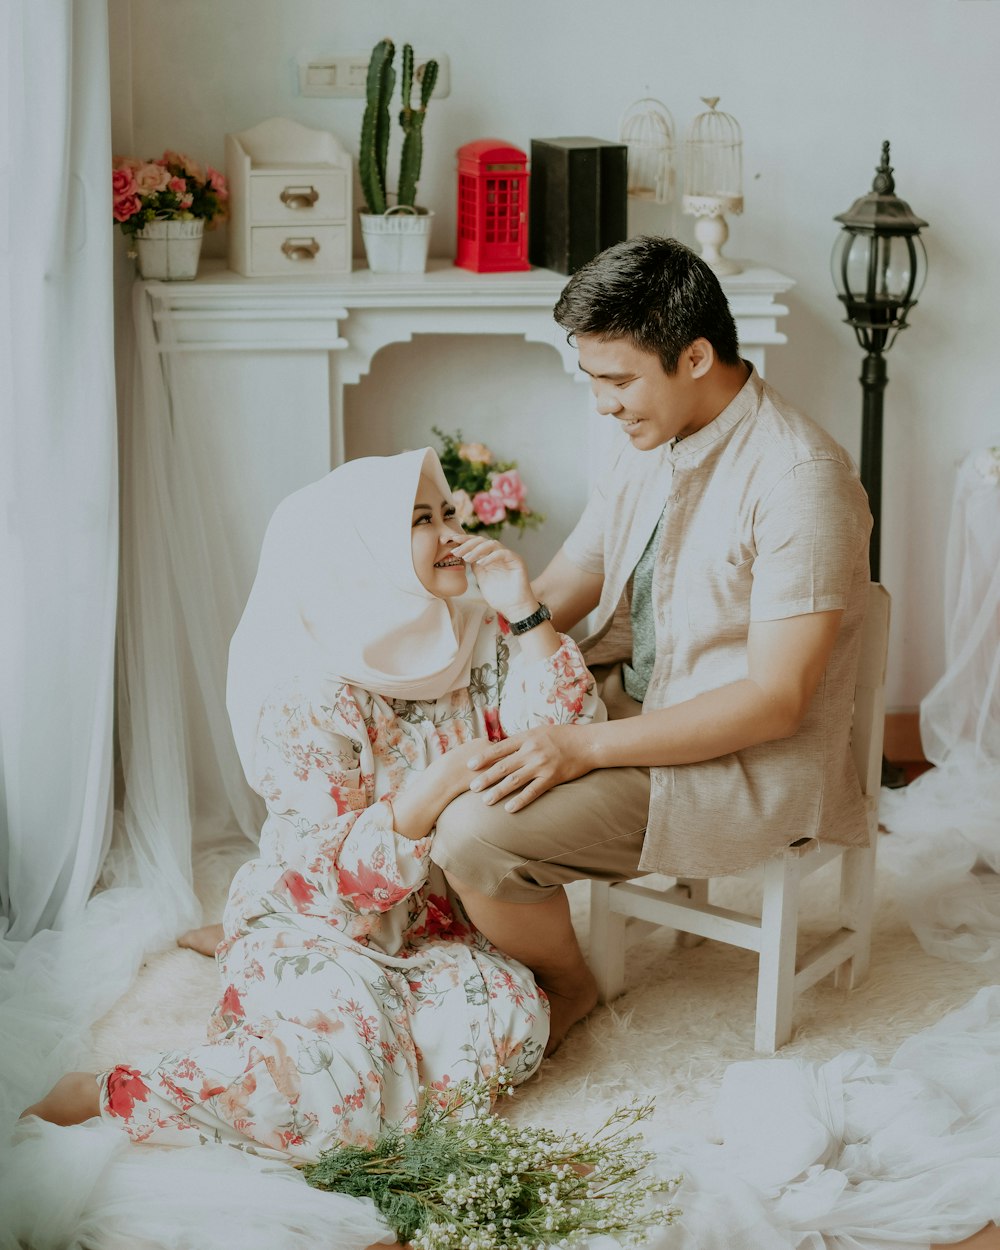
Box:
left=431, top=666, right=651, bottom=903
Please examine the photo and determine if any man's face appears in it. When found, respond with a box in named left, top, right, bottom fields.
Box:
left=575, top=333, right=701, bottom=451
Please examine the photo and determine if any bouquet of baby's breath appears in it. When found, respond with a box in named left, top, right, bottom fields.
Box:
left=301, top=1071, right=680, bottom=1249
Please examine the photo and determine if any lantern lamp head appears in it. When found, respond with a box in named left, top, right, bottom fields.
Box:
left=832, top=140, right=929, bottom=353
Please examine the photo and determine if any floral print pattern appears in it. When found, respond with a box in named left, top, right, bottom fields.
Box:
left=99, top=620, right=601, bottom=1162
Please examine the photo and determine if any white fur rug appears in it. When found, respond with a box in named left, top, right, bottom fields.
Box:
left=88, top=833, right=996, bottom=1150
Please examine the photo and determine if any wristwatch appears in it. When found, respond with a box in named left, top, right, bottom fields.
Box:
left=508, top=602, right=552, bottom=635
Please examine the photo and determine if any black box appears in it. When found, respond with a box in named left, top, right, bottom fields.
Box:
left=528, top=137, right=628, bottom=274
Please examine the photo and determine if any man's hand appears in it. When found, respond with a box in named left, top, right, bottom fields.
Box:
left=465, top=724, right=594, bottom=812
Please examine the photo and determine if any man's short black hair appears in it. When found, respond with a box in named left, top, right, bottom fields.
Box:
left=552, top=235, right=741, bottom=374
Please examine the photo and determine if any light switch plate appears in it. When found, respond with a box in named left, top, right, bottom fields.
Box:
left=296, top=53, right=450, bottom=99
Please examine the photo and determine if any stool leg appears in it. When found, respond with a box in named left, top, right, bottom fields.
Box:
left=589, top=881, right=627, bottom=1003
left=675, top=878, right=709, bottom=948
left=834, top=843, right=876, bottom=989
left=755, top=854, right=799, bottom=1053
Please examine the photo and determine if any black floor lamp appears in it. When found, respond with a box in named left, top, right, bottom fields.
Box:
left=832, top=141, right=928, bottom=787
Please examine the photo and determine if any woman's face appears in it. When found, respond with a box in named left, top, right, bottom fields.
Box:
left=411, top=472, right=467, bottom=597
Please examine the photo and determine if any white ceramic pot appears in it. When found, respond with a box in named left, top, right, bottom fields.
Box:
left=359, top=206, right=433, bottom=274
left=134, top=219, right=205, bottom=281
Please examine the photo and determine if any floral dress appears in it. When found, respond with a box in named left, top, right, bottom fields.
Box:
left=98, top=617, right=602, bottom=1162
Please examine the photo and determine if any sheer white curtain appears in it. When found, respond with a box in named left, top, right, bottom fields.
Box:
left=881, top=447, right=1000, bottom=962
left=0, top=0, right=148, bottom=1155
left=0, top=1, right=118, bottom=941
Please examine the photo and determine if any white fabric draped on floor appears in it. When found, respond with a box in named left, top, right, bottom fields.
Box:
left=881, top=448, right=1000, bottom=964
left=4, top=983, right=1000, bottom=1249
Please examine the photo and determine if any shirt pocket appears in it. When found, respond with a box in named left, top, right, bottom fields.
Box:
left=680, top=548, right=753, bottom=637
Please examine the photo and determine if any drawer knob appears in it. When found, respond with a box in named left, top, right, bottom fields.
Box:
left=281, top=237, right=321, bottom=261
left=279, top=185, right=320, bottom=209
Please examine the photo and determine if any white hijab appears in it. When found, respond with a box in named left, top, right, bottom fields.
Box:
left=227, top=448, right=487, bottom=783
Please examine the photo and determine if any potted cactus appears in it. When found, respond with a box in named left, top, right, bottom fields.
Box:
left=358, top=39, right=439, bottom=273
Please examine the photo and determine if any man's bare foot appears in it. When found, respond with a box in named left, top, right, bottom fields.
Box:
left=177, top=922, right=224, bottom=957
left=20, top=1072, right=100, bottom=1125
left=541, top=971, right=599, bottom=1056
left=934, top=1226, right=1000, bottom=1250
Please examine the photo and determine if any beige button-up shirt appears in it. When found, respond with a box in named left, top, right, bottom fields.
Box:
left=563, top=367, right=873, bottom=876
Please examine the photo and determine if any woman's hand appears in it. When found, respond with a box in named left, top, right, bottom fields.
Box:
left=451, top=536, right=537, bottom=623
left=390, top=739, right=488, bottom=840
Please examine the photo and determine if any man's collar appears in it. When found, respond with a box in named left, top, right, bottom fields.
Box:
left=668, top=362, right=761, bottom=460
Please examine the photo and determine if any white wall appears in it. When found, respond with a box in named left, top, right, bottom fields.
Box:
left=116, top=0, right=1000, bottom=711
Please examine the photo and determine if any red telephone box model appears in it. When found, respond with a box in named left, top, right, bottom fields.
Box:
left=456, top=140, right=530, bottom=272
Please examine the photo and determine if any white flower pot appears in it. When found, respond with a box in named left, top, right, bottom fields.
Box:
left=134, top=219, right=205, bottom=281
left=359, top=206, right=433, bottom=274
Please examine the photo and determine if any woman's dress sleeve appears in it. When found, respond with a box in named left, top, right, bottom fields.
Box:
left=498, top=632, right=607, bottom=735
left=250, top=683, right=432, bottom=916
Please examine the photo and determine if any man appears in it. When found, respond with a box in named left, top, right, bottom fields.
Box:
left=431, top=235, right=873, bottom=1052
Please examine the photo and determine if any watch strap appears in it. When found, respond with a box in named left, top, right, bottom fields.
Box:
left=508, top=602, right=552, bottom=635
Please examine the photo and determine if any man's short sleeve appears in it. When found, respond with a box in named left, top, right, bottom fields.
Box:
left=750, top=458, right=872, bottom=621
left=561, top=476, right=607, bottom=576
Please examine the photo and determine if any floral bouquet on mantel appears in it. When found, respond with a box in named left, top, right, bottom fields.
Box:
left=111, top=150, right=229, bottom=241
left=302, top=1070, right=680, bottom=1250
left=433, top=427, right=544, bottom=539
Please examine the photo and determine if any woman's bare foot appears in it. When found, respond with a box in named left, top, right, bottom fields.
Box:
left=177, top=922, right=224, bottom=957
left=20, top=1072, right=100, bottom=1125
left=934, top=1226, right=1000, bottom=1250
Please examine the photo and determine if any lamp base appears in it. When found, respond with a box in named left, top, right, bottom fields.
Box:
left=691, top=213, right=742, bottom=276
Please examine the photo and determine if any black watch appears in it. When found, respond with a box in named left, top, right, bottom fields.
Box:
left=508, top=602, right=552, bottom=635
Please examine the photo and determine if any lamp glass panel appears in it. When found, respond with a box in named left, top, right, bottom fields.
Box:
left=831, top=230, right=927, bottom=305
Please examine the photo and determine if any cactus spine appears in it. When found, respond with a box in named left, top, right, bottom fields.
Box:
left=359, top=38, right=395, bottom=215
left=359, top=39, right=438, bottom=214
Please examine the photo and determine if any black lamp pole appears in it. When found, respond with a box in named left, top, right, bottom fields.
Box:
left=832, top=141, right=928, bottom=786
left=832, top=140, right=928, bottom=582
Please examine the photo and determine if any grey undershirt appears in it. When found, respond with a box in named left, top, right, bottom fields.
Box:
left=622, top=505, right=667, bottom=703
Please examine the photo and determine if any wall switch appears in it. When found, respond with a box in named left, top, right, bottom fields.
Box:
left=297, top=53, right=450, bottom=99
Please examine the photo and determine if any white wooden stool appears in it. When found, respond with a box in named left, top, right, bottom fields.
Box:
left=589, top=583, right=891, bottom=1053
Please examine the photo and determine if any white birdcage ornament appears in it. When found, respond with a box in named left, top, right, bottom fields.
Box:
left=682, top=96, right=744, bottom=275
left=619, top=97, right=675, bottom=204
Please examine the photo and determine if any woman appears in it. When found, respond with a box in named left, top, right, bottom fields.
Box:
left=23, top=448, right=604, bottom=1161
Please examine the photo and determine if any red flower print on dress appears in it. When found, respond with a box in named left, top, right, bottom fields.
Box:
left=104, top=1065, right=151, bottom=1119
left=220, top=983, right=245, bottom=1021
left=276, top=869, right=318, bottom=911
left=483, top=707, right=504, bottom=743
left=199, top=1078, right=226, bottom=1101
left=329, top=784, right=367, bottom=815
left=412, top=893, right=470, bottom=941
left=337, top=861, right=411, bottom=912
left=158, top=1073, right=195, bottom=1111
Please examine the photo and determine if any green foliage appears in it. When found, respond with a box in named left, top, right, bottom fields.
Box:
left=302, top=1072, right=680, bottom=1249
left=359, top=39, right=439, bottom=213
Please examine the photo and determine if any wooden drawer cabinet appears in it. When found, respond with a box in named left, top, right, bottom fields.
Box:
left=249, top=223, right=350, bottom=275
left=227, top=118, right=352, bottom=276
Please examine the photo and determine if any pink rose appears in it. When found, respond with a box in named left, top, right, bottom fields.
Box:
left=133, top=162, right=170, bottom=194
left=450, top=488, right=475, bottom=525
left=178, top=194, right=194, bottom=210
left=161, top=150, right=202, bottom=180
left=113, top=193, right=141, bottom=223
left=206, top=166, right=229, bottom=200
left=112, top=167, right=137, bottom=199
left=458, top=441, right=494, bottom=465
left=472, top=491, right=507, bottom=525
left=168, top=176, right=187, bottom=195
left=490, top=469, right=527, bottom=510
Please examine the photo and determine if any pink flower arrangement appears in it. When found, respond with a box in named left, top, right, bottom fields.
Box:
left=433, top=427, right=543, bottom=539
left=111, top=149, right=229, bottom=239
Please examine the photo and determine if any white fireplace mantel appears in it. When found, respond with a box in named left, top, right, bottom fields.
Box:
left=146, top=258, right=794, bottom=470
